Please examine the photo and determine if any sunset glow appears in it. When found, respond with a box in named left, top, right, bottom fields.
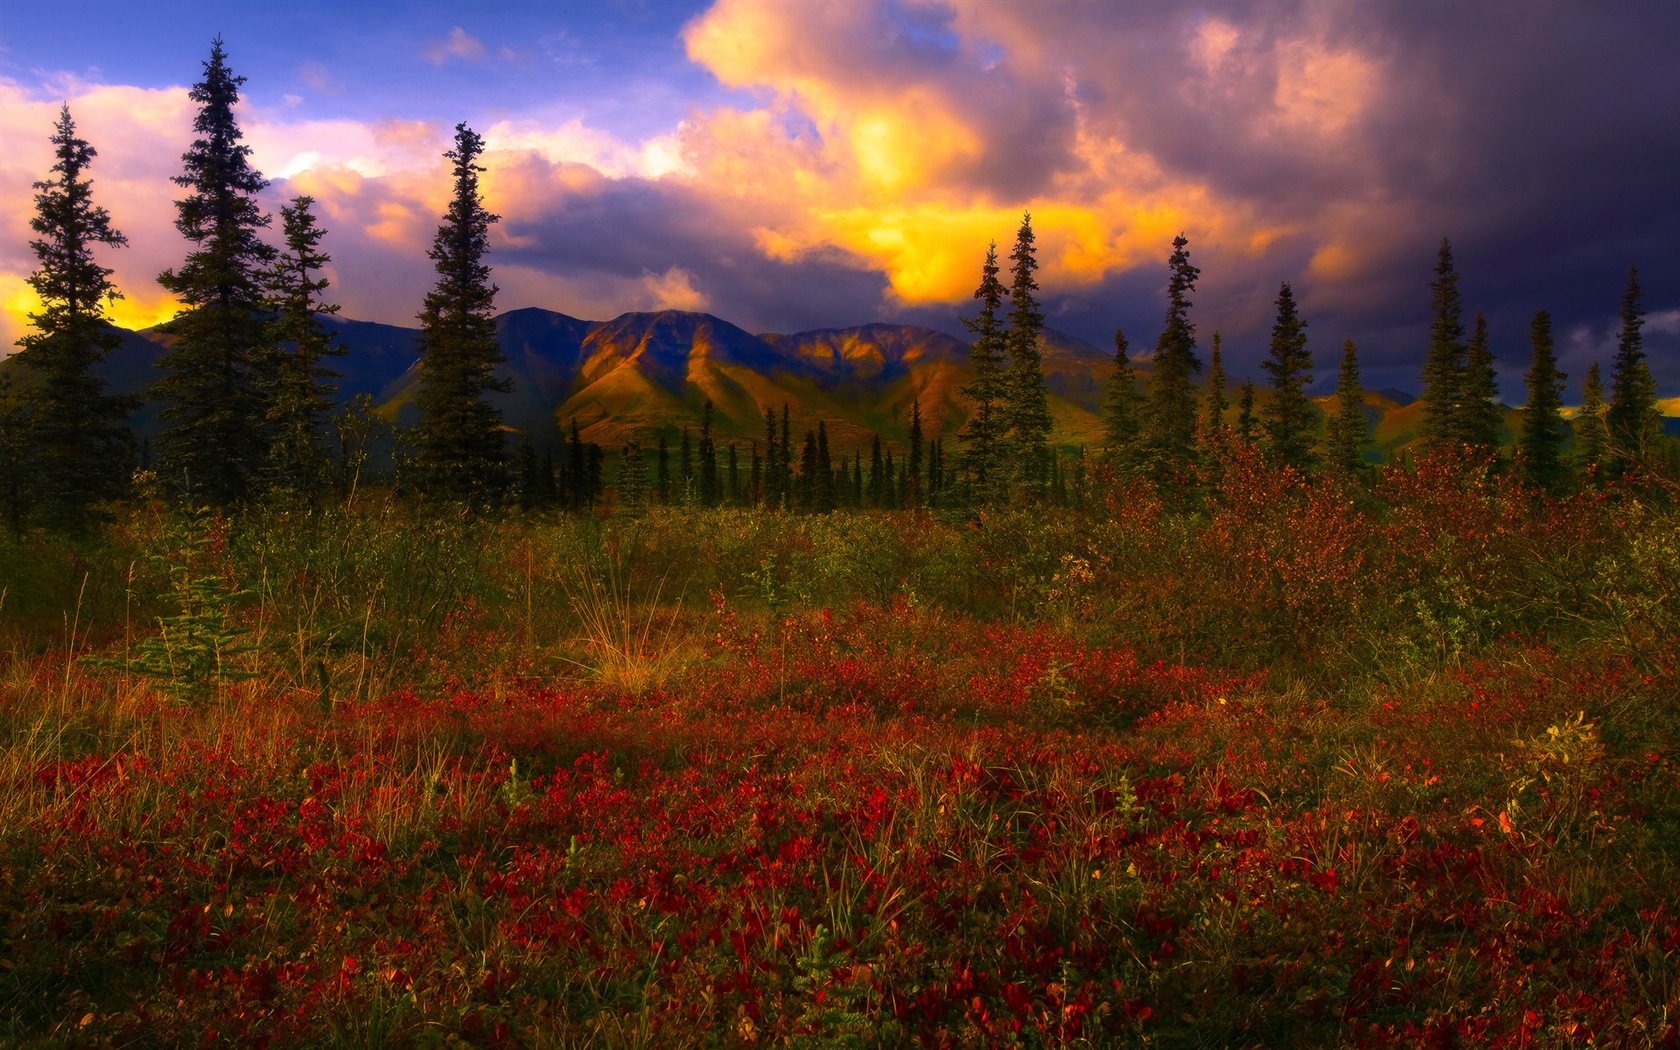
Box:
left=1, top=0, right=1674, bottom=395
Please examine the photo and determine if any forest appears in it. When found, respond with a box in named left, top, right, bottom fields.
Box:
left=2, top=37, right=1678, bottom=1049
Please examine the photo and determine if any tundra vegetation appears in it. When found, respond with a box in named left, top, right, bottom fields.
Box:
left=3, top=38, right=1679, bottom=1049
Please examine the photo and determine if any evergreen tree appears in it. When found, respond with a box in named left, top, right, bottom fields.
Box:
left=515, top=432, right=538, bottom=511
left=1607, top=266, right=1660, bottom=471
left=0, top=377, right=32, bottom=539
left=411, top=123, right=509, bottom=503
left=1000, top=214, right=1052, bottom=492
left=14, top=104, right=133, bottom=530
left=1261, top=281, right=1316, bottom=471
left=906, top=397, right=925, bottom=508
left=815, top=420, right=835, bottom=513
left=698, top=400, right=718, bottom=506
left=1325, top=339, right=1371, bottom=476
left=1101, top=328, right=1141, bottom=472
left=1420, top=238, right=1466, bottom=450
left=1142, top=234, right=1202, bottom=479
left=1575, top=362, right=1609, bottom=483
left=260, top=195, right=342, bottom=497
left=152, top=37, right=275, bottom=503
left=798, top=430, right=818, bottom=510
left=1203, top=331, right=1229, bottom=439
left=1236, top=380, right=1258, bottom=447
left=618, top=441, right=648, bottom=513
left=727, top=443, right=740, bottom=505
left=1518, top=311, right=1567, bottom=494
left=958, top=242, right=1007, bottom=501
left=1459, top=314, right=1503, bottom=455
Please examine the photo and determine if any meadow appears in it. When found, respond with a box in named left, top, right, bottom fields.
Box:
left=2, top=450, right=1677, bottom=1047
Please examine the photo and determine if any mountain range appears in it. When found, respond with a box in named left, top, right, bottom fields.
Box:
left=18, top=308, right=1454, bottom=456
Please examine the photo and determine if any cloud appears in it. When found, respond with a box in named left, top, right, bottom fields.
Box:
left=424, top=27, right=486, bottom=66
left=3, top=0, right=1674, bottom=400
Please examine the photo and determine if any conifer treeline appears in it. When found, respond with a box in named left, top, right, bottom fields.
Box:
left=3, top=39, right=1673, bottom=534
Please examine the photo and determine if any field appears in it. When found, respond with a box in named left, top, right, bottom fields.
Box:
left=2, top=454, right=1678, bottom=1047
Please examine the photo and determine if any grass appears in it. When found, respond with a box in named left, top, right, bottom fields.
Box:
left=0, top=461, right=1677, bottom=1046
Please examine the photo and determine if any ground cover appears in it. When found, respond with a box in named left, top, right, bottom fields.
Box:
left=1, top=459, right=1677, bottom=1046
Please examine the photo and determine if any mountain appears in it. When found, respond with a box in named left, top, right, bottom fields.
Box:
left=14, top=308, right=1115, bottom=454
left=21, top=307, right=1597, bottom=458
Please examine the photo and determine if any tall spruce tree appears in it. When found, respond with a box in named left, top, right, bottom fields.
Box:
left=698, top=399, right=718, bottom=506
left=1203, top=331, right=1229, bottom=438
left=958, top=242, right=1007, bottom=501
left=1575, top=362, right=1609, bottom=484
left=259, top=195, right=342, bottom=497
left=1101, top=328, right=1141, bottom=472
left=1260, top=282, right=1315, bottom=470
left=1142, top=234, right=1202, bottom=479
left=1001, top=214, right=1052, bottom=493
left=411, top=122, right=509, bottom=503
left=814, top=420, right=835, bottom=513
left=153, top=37, right=276, bottom=503
left=1518, top=310, right=1567, bottom=494
left=1607, top=267, right=1660, bottom=472
left=906, top=397, right=925, bottom=508
left=15, top=104, right=134, bottom=530
left=1459, top=314, right=1503, bottom=455
left=1420, top=238, right=1466, bottom=450
left=1325, top=339, right=1371, bottom=476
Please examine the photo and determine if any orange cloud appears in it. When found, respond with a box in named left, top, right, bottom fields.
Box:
left=676, top=0, right=1306, bottom=308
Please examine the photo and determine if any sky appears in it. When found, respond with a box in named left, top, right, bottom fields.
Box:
left=2, top=0, right=1677, bottom=401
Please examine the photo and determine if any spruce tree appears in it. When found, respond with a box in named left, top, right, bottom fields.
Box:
left=1000, top=214, right=1052, bottom=493
left=1142, top=234, right=1202, bottom=479
left=1203, top=331, right=1229, bottom=438
left=412, top=123, right=509, bottom=503
left=153, top=37, right=275, bottom=503
left=815, top=420, right=835, bottom=513
left=1459, top=314, right=1503, bottom=455
left=1518, top=310, right=1567, bottom=494
left=1575, top=363, right=1609, bottom=484
left=15, top=104, right=133, bottom=530
left=1261, top=282, right=1316, bottom=470
left=798, top=430, right=818, bottom=510
left=727, top=444, right=740, bottom=505
left=1420, top=238, right=1466, bottom=450
left=617, top=441, right=648, bottom=513
left=906, top=397, right=924, bottom=508
left=1236, top=380, right=1258, bottom=447
left=260, top=195, right=342, bottom=497
left=1101, top=328, right=1141, bottom=472
left=1325, top=339, right=1371, bottom=476
left=958, top=242, right=1007, bottom=501
left=1607, top=267, right=1660, bottom=471
left=698, top=400, right=718, bottom=506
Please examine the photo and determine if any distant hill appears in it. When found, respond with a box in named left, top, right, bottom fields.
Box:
left=14, top=308, right=1118, bottom=454
left=23, top=307, right=1659, bottom=459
